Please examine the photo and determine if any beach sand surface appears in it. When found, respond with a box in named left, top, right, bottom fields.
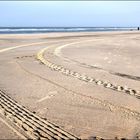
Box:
left=0, top=31, right=140, bottom=139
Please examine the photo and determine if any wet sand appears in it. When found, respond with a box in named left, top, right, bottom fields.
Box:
left=0, top=31, right=140, bottom=139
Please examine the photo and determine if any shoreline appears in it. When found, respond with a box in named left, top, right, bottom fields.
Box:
left=0, top=30, right=139, bottom=38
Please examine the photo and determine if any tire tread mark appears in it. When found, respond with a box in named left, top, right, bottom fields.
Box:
left=0, top=90, right=78, bottom=139
left=37, top=48, right=140, bottom=100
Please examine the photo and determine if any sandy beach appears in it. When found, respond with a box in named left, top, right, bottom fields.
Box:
left=0, top=31, right=140, bottom=139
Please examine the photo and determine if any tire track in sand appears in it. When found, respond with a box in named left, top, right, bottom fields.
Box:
left=0, top=90, right=78, bottom=139
left=37, top=42, right=140, bottom=100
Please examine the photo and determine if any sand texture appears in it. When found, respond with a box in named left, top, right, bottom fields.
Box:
left=0, top=31, right=140, bottom=139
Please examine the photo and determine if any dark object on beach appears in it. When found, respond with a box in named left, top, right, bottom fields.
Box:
left=138, top=27, right=139, bottom=30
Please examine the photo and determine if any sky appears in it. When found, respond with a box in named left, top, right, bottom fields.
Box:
left=0, top=1, right=140, bottom=27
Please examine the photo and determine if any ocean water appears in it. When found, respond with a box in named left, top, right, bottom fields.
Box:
left=0, top=27, right=137, bottom=34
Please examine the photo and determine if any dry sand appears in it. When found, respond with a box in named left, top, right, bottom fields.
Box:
left=0, top=31, right=140, bottom=139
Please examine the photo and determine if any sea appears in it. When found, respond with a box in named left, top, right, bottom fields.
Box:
left=0, top=27, right=137, bottom=34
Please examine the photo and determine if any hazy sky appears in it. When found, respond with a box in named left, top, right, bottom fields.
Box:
left=0, top=1, right=140, bottom=27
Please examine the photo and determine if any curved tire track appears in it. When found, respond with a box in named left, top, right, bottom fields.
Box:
left=37, top=46, right=140, bottom=100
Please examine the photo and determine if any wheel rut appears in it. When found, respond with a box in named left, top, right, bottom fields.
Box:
left=0, top=90, right=79, bottom=139
left=37, top=47, right=140, bottom=100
